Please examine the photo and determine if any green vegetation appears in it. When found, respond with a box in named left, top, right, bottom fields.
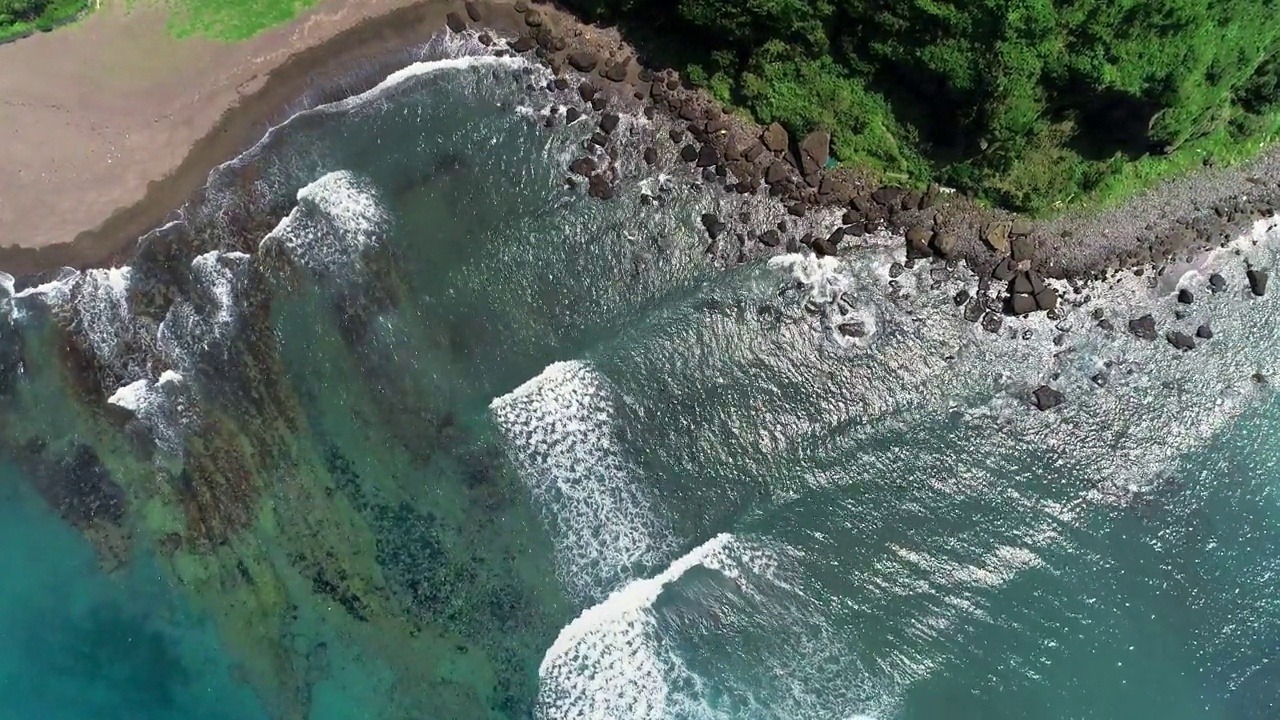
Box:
left=0, top=0, right=89, bottom=42
left=162, top=0, right=320, bottom=41
left=567, top=0, right=1280, bottom=214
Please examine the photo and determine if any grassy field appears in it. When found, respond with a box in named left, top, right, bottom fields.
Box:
left=162, top=0, right=322, bottom=40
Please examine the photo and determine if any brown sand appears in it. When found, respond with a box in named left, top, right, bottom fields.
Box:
left=0, top=0, right=533, bottom=276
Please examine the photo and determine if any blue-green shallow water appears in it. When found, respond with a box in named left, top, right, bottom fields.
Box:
left=2, top=29, right=1280, bottom=720
left=0, top=461, right=271, bottom=720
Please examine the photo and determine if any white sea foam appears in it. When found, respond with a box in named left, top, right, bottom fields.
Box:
left=259, top=170, right=389, bottom=280
left=107, top=370, right=190, bottom=455
left=68, top=266, right=135, bottom=366
left=491, top=359, right=675, bottom=602
left=0, top=271, right=13, bottom=299
left=157, top=250, right=246, bottom=373
left=537, top=533, right=895, bottom=719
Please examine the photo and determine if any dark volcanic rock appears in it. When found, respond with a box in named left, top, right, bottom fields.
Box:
left=765, top=162, right=788, bottom=185
left=798, top=130, right=830, bottom=176
left=569, top=157, right=596, bottom=177
left=642, top=147, right=657, bottom=165
left=587, top=174, right=614, bottom=200
left=905, top=226, right=932, bottom=260
left=1248, top=268, right=1269, bottom=296
left=599, top=113, right=620, bottom=133
left=1010, top=218, right=1033, bottom=236
left=1129, top=314, right=1158, bottom=340
left=700, top=213, right=726, bottom=240
left=759, top=229, right=781, bottom=247
left=1177, top=288, right=1194, bottom=304
left=931, top=231, right=957, bottom=258
left=826, top=227, right=845, bottom=247
left=761, top=122, right=789, bottom=153
left=889, top=262, right=905, bottom=279
left=578, top=81, right=597, bottom=102
left=1011, top=272, right=1036, bottom=295
left=787, top=203, right=807, bottom=218
left=812, top=235, right=838, bottom=257
left=591, top=96, right=607, bottom=112
left=464, top=0, right=482, bottom=20
left=680, top=144, right=698, bottom=162
left=1031, top=385, right=1064, bottom=411
left=981, top=311, right=1003, bottom=334
left=1167, top=331, right=1196, bottom=351
left=1209, top=273, right=1227, bottom=293
left=445, top=11, right=466, bottom=32
left=1196, top=323, right=1214, bottom=340
left=954, top=288, right=971, bottom=307
left=963, top=298, right=984, bottom=322
left=511, top=35, right=535, bottom=52
left=1035, top=287, right=1058, bottom=312
left=603, top=60, right=629, bottom=82
left=1009, top=293, right=1037, bottom=316
left=696, top=144, right=721, bottom=168
left=567, top=51, right=598, bottom=72
left=524, top=9, right=543, bottom=26
left=1010, top=236, right=1035, bottom=263
left=565, top=107, right=582, bottom=124
left=992, top=257, right=1017, bottom=282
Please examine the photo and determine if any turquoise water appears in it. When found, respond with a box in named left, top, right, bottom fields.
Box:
left=2, top=30, right=1280, bottom=719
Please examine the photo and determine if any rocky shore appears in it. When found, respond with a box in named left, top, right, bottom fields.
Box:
left=4, top=0, right=1278, bottom=411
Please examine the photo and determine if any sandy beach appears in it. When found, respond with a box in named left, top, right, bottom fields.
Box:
left=1, top=0, right=1278, bottom=283
left=0, top=0, right=537, bottom=276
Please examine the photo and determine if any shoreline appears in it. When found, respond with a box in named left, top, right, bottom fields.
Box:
left=0, top=0, right=1277, bottom=300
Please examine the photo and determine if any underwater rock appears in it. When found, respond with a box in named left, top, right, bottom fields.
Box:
left=1031, top=385, right=1064, bottom=410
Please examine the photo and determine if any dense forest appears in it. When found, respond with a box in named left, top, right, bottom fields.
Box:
left=0, top=0, right=88, bottom=41
left=565, top=0, right=1280, bottom=213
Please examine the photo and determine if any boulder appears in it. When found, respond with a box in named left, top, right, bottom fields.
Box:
left=1010, top=236, right=1035, bottom=263
left=1097, top=318, right=1115, bottom=332
left=838, top=321, right=867, bottom=338
left=963, top=298, right=984, bottom=322
left=643, top=147, right=657, bottom=165
left=696, top=144, right=721, bottom=168
left=905, top=225, right=933, bottom=259
left=700, top=213, right=725, bottom=240
left=826, top=227, right=846, bottom=247
left=578, top=81, right=597, bottom=102
left=1010, top=218, right=1033, bottom=236
left=445, top=11, right=466, bottom=32
left=871, top=187, right=902, bottom=206
left=931, top=231, right=957, bottom=258
left=1031, top=385, right=1064, bottom=410
left=679, top=144, right=698, bottom=163
left=1196, top=323, right=1213, bottom=340
left=587, top=174, right=615, bottom=200
left=1011, top=272, right=1036, bottom=295
left=565, top=107, right=582, bottom=124
left=845, top=222, right=866, bottom=237
left=761, top=123, right=789, bottom=153
left=1248, top=268, right=1269, bottom=296
left=1177, top=288, right=1194, bottom=304
left=591, top=96, right=607, bottom=112
left=982, top=221, right=1012, bottom=254
left=991, top=257, right=1017, bottom=281
left=603, top=60, right=629, bottom=82
left=1129, top=314, right=1158, bottom=341
left=1209, top=273, right=1227, bottom=293
left=1034, top=287, right=1058, bottom=312
left=589, top=131, right=608, bottom=147
left=599, top=113, right=620, bottom=133
left=787, top=203, right=807, bottom=218
left=981, top=311, right=1003, bottom=334
left=765, top=162, right=789, bottom=185
left=465, top=0, right=482, bottom=20
left=812, top=235, right=838, bottom=257
left=1166, top=331, right=1196, bottom=351
left=1009, top=293, right=1037, bottom=316
left=798, top=130, right=831, bottom=176
left=954, top=288, right=971, bottom=306
left=567, top=51, right=598, bottom=72
left=524, top=9, right=543, bottom=26
left=889, top=262, right=905, bottom=279
left=569, top=157, right=596, bottom=177
left=759, top=229, right=781, bottom=247
left=744, top=143, right=767, bottom=162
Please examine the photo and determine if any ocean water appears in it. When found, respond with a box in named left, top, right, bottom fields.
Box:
left=2, top=30, right=1279, bottom=720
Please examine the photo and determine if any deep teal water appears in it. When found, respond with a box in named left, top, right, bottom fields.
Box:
left=2, top=30, right=1280, bottom=720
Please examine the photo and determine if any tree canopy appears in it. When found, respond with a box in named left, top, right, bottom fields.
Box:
left=568, top=0, right=1280, bottom=212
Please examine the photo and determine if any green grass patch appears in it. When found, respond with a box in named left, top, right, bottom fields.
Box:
left=162, top=0, right=321, bottom=40
left=0, top=0, right=91, bottom=44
